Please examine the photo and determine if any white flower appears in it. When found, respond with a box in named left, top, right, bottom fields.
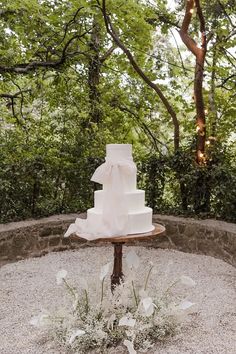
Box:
left=100, top=262, right=111, bottom=281
left=30, top=312, right=50, bottom=328
left=124, top=339, right=137, bottom=354
left=56, top=269, right=68, bottom=284
left=125, top=329, right=134, bottom=337
left=119, top=314, right=136, bottom=327
left=141, top=297, right=155, bottom=317
left=178, top=300, right=195, bottom=310
left=125, top=250, right=140, bottom=269
left=107, top=314, right=116, bottom=330
left=69, top=329, right=85, bottom=345
left=180, top=276, right=196, bottom=287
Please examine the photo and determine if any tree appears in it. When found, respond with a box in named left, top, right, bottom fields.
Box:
left=179, top=0, right=207, bottom=164
left=100, top=0, right=180, bottom=151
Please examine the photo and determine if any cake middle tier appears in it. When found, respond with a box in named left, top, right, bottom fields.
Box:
left=94, top=189, right=145, bottom=212
left=87, top=206, right=154, bottom=234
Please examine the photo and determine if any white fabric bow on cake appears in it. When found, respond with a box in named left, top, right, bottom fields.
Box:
left=64, top=158, right=136, bottom=240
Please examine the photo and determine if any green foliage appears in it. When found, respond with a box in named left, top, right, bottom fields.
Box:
left=138, top=155, right=167, bottom=212
left=138, top=144, right=236, bottom=222
left=0, top=126, right=103, bottom=221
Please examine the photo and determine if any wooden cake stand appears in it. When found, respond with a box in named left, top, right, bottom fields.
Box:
left=70, top=223, right=166, bottom=292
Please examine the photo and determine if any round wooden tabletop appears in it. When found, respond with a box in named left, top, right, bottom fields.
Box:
left=70, top=223, right=166, bottom=243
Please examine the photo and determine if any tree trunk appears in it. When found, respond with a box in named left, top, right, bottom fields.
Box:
left=194, top=169, right=211, bottom=213
left=180, top=180, right=188, bottom=211
left=195, top=51, right=206, bottom=163
left=88, top=18, right=102, bottom=124
left=179, top=0, right=210, bottom=212
left=179, top=0, right=207, bottom=164
left=209, top=42, right=218, bottom=137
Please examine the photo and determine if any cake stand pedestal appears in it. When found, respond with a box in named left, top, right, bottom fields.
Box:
left=70, top=223, right=166, bottom=292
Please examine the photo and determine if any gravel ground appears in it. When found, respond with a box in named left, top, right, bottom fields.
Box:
left=0, top=247, right=235, bottom=354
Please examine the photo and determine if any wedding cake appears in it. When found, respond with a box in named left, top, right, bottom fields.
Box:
left=64, top=144, right=154, bottom=240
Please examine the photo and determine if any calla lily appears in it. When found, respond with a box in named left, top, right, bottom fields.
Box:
left=56, top=269, right=68, bottom=285
left=100, top=262, right=111, bottom=281
left=180, top=276, right=196, bottom=287
left=107, top=314, right=116, bottom=330
left=69, top=329, right=85, bottom=345
left=178, top=300, right=195, bottom=310
left=119, top=315, right=136, bottom=327
left=125, top=250, right=140, bottom=269
left=124, top=339, right=137, bottom=354
left=30, top=312, right=50, bottom=328
left=141, top=297, right=154, bottom=316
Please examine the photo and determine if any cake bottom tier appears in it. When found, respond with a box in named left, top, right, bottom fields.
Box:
left=87, top=207, right=154, bottom=235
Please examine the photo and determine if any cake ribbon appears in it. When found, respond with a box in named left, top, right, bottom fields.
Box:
left=64, top=158, right=137, bottom=240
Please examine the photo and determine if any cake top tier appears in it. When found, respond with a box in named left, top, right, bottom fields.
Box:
left=106, top=144, right=133, bottom=161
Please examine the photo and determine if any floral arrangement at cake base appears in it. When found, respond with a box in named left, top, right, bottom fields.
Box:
left=30, top=251, right=196, bottom=354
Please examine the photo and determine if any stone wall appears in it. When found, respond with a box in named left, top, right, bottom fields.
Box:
left=153, top=215, right=236, bottom=266
left=0, top=214, right=235, bottom=267
left=0, top=214, right=82, bottom=267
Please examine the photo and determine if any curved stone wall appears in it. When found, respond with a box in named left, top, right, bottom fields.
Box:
left=153, top=215, right=235, bottom=266
left=0, top=213, right=235, bottom=267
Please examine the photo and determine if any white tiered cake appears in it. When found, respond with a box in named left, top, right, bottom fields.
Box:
left=64, top=144, right=154, bottom=240
left=89, top=144, right=153, bottom=234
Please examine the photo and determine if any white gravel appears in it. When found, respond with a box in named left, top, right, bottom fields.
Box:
left=0, top=247, right=235, bottom=354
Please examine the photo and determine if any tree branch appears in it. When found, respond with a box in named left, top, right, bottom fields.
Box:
left=0, top=31, right=90, bottom=74
left=100, top=45, right=116, bottom=63
left=170, top=29, right=187, bottom=75
left=117, top=104, right=168, bottom=153
left=195, top=0, right=207, bottom=51
left=146, top=13, right=180, bottom=30
left=179, top=0, right=200, bottom=57
left=11, top=80, right=28, bottom=121
left=0, top=89, right=31, bottom=99
left=0, top=88, right=31, bottom=126
left=217, top=73, right=236, bottom=88
left=217, top=0, right=236, bottom=29
left=56, top=6, right=84, bottom=47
